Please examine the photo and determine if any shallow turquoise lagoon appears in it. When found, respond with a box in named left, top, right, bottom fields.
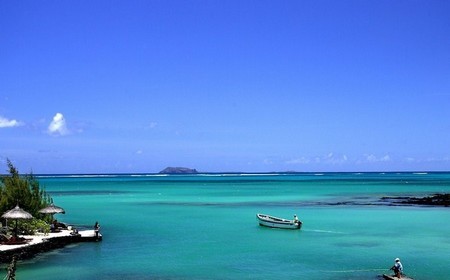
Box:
left=5, top=173, right=450, bottom=279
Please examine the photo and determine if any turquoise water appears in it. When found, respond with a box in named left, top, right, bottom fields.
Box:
left=5, top=173, right=450, bottom=279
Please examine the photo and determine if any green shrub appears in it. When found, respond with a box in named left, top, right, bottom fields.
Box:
left=16, top=218, right=50, bottom=235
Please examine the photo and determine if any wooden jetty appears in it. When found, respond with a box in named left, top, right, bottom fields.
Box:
left=0, top=229, right=102, bottom=263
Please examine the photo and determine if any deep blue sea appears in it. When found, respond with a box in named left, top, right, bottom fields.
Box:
left=5, top=172, right=450, bottom=279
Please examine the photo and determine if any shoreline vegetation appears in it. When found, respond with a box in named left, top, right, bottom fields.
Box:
left=0, top=160, right=102, bottom=268
left=0, top=159, right=53, bottom=237
left=159, top=167, right=198, bottom=174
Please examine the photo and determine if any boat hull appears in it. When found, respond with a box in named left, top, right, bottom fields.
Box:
left=256, top=214, right=302, bottom=230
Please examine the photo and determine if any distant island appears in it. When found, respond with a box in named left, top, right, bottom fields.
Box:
left=159, top=167, right=199, bottom=174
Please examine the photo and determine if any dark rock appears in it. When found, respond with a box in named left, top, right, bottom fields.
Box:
left=380, top=193, right=450, bottom=207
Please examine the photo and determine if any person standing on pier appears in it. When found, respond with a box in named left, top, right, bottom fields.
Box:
left=94, top=221, right=100, bottom=240
left=390, top=258, right=403, bottom=278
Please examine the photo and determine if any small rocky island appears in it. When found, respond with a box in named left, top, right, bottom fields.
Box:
left=159, top=167, right=199, bottom=174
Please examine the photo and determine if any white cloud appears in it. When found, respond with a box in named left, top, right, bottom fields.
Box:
left=379, top=155, right=391, bottom=162
left=366, top=154, right=377, bottom=162
left=423, top=156, right=450, bottom=163
left=148, top=122, right=158, bottom=129
left=365, top=154, right=391, bottom=162
left=48, top=113, right=69, bottom=136
left=405, top=157, right=416, bottom=163
left=0, top=116, right=23, bottom=128
left=286, top=153, right=348, bottom=165
left=286, top=157, right=310, bottom=164
left=323, top=153, right=348, bottom=164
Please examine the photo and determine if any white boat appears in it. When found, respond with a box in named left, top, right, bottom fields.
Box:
left=256, top=213, right=302, bottom=229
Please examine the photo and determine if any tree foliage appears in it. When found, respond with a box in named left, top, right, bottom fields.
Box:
left=0, top=159, right=51, bottom=220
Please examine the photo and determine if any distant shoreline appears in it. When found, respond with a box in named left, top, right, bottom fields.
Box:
left=12, top=171, right=450, bottom=178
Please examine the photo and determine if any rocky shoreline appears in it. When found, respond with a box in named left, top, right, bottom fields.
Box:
left=0, top=230, right=102, bottom=264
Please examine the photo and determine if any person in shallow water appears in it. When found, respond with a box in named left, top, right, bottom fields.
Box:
left=390, top=258, right=403, bottom=278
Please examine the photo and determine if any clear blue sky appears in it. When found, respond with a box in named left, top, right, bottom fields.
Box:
left=1, top=0, right=449, bottom=174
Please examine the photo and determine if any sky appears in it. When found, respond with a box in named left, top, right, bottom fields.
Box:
left=1, top=0, right=449, bottom=174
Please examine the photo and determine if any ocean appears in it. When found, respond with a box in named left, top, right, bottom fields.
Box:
left=6, top=172, right=450, bottom=279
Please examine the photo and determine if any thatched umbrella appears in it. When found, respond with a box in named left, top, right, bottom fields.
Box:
left=39, top=202, right=66, bottom=232
left=39, top=203, right=65, bottom=218
left=2, top=205, right=33, bottom=237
